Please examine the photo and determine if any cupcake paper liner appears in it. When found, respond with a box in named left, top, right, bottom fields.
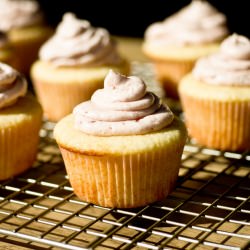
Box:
left=180, top=94, right=250, bottom=151
left=143, top=42, right=221, bottom=99
left=59, top=144, right=183, bottom=208
left=0, top=115, right=41, bottom=180
left=154, top=59, right=195, bottom=99
left=33, top=79, right=104, bottom=122
left=31, top=60, right=130, bottom=122
left=9, top=26, right=53, bottom=75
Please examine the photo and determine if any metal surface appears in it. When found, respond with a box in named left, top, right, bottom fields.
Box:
left=0, top=63, right=250, bottom=249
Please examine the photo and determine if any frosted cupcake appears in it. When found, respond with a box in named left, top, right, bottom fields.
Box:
left=54, top=70, right=187, bottom=208
left=0, top=63, right=42, bottom=180
left=31, top=13, right=129, bottom=122
left=179, top=34, right=250, bottom=151
left=0, top=0, right=52, bottom=74
left=143, top=0, right=229, bottom=98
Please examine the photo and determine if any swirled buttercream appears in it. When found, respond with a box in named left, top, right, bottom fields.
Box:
left=193, top=34, right=250, bottom=85
left=145, top=0, right=228, bottom=46
left=73, top=70, right=174, bottom=136
left=39, top=13, right=122, bottom=67
left=0, top=63, right=27, bottom=109
left=0, top=0, right=43, bottom=31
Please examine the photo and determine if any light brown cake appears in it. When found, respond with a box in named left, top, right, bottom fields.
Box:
left=31, top=13, right=129, bottom=122
left=54, top=71, right=187, bottom=208
left=143, top=0, right=229, bottom=99
left=179, top=34, right=250, bottom=151
left=0, top=0, right=52, bottom=74
left=0, top=63, right=42, bottom=180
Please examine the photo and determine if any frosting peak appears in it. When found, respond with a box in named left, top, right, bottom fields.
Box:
left=103, top=70, right=146, bottom=102
left=39, top=13, right=122, bottom=67
left=176, top=0, right=221, bottom=21
left=0, top=63, right=27, bottom=109
left=0, top=0, right=43, bottom=31
left=73, top=70, right=174, bottom=136
left=145, top=0, right=228, bottom=45
left=220, top=34, right=250, bottom=60
left=193, top=34, right=250, bottom=86
left=56, top=13, right=91, bottom=38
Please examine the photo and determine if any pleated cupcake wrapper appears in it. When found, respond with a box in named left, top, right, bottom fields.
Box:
left=33, top=79, right=103, bottom=122
left=13, top=40, right=42, bottom=74
left=181, top=94, right=250, bottom=151
left=154, top=59, right=195, bottom=99
left=59, top=145, right=183, bottom=208
left=0, top=119, right=41, bottom=180
left=10, top=27, right=52, bottom=74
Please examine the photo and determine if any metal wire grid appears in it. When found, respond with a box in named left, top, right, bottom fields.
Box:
left=0, top=62, right=250, bottom=249
left=0, top=120, right=249, bottom=250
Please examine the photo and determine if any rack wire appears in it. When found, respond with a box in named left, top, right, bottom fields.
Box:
left=0, top=63, right=250, bottom=250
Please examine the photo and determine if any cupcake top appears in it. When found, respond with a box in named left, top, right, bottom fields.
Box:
left=39, top=13, right=122, bottom=67
left=145, top=0, right=228, bottom=46
left=193, top=34, right=250, bottom=86
left=0, top=0, right=43, bottom=32
left=73, top=70, right=174, bottom=136
left=0, top=62, right=27, bottom=109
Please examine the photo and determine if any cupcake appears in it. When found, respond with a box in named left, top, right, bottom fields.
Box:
left=31, top=13, right=129, bottom=122
left=0, top=62, right=42, bottom=180
left=143, top=0, right=229, bottom=99
left=0, top=0, right=52, bottom=74
left=54, top=70, right=187, bottom=208
left=0, top=31, right=19, bottom=68
left=179, top=34, right=250, bottom=151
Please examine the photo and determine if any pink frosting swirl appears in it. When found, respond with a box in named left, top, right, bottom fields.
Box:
left=0, top=0, right=43, bottom=31
left=145, top=0, right=228, bottom=46
left=73, top=70, right=174, bottom=136
left=193, top=34, right=250, bottom=85
left=0, top=63, right=27, bottom=109
left=39, top=13, right=122, bottom=67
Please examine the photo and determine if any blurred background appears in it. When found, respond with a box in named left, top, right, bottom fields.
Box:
left=38, top=0, right=249, bottom=38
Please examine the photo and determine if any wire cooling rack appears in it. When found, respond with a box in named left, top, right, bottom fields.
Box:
left=0, top=63, right=250, bottom=250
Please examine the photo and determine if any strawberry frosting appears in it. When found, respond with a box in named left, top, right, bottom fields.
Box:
left=39, top=13, right=122, bottom=67
left=73, top=70, right=174, bottom=136
left=145, top=0, right=228, bottom=46
left=0, top=63, right=27, bottom=109
left=0, top=0, right=43, bottom=31
left=193, top=34, right=250, bottom=85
